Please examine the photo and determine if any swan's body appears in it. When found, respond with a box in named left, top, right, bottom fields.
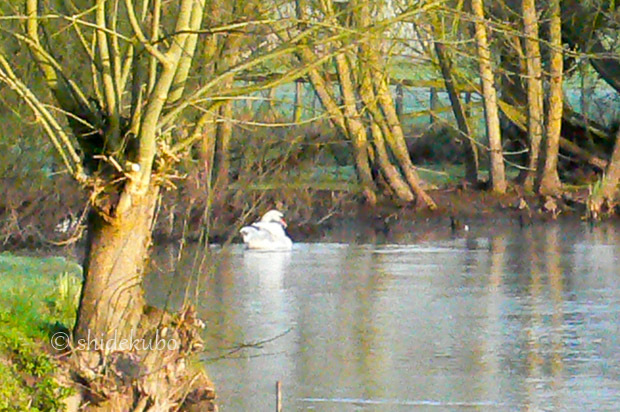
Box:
left=240, top=210, right=293, bottom=251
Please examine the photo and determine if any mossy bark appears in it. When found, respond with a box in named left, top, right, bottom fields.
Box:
left=522, top=0, right=544, bottom=191
left=537, top=0, right=564, bottom=196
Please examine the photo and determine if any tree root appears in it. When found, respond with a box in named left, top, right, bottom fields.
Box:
left=62, top=306, right=216, bottom=412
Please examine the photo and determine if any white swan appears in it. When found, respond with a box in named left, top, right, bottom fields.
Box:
left=239, top=210, right=293, bottom=251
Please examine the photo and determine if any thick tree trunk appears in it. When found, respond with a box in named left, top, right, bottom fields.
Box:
left=373, top=70, right=436, bottom=208
left=74, top=185, right=160, bottom=343
left=522, top=0, right=544, bottom=191
left=357, top=0, right=435, bottom=209
left=434, top=40, right=479, bottom=183
left=472, top=0, right=507, bottom=194
left=358, top=60, right=415, bottom=201
left=537, top=0, right=563, bottom=195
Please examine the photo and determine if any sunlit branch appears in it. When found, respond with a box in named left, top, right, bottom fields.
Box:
left=147, top=0, right=162, bottom=94
left=90, top=35, right=105, bottom=106
left=60, top=2, right=99, bottom=66
left=110, top=0, right=124, bottom=100
left=23, top=1, right=92, bottom=115
left=168, top=0, right=206, bottom=105
left=132, top=0, right=196, bottom=191
left=96, top=0, right=121, bottom=147
left=0, top=53, right=85, bottom=182
left=123, top=0, right=168, bottom=64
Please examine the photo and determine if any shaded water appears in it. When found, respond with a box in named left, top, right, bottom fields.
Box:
left=145, top=222, right=620, bottom=411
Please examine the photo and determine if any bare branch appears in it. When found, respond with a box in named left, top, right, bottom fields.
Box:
left=96, top=0, right=121, bottom=148
left=0, top=52, right=86, bottom=182
left=123, top=0, right=168, bottom=64
left=168, top=0, right=206, bottom=104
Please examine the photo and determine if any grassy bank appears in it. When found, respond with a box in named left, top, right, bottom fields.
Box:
left=0, top=253, right=81, bottom=410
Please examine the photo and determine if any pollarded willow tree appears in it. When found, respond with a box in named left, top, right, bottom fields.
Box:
left=0, top=0, right=328, bottom=409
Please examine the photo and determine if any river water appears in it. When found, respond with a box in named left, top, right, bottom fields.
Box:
left=145, top=221, right=620, bottom=411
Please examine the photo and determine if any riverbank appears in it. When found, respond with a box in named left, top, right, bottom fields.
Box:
left=0, top=252, right=218, bottom=411
left=156, top=183, right=614, bottom=246
left=0, top=254, right=81, bottom=409
left=1, top=177, right=616, bottom=252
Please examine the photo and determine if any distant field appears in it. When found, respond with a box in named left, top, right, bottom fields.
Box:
left=236, top=72, right=619, bottom=129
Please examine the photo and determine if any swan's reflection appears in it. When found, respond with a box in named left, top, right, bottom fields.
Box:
left=242, top=249, right=292, bottom=290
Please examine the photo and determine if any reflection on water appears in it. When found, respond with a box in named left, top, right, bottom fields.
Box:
left=145, top=222, right=620, bottom=411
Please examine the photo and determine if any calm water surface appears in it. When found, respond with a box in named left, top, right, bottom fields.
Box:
left=145, top=222, right=620, bottom=411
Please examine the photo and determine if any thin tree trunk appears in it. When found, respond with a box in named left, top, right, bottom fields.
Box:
left=522, top=0, right=544, bottom=191
left=197, top=18, right=219, bottom=191
left=589, top=127, right=620, bottom=217
left=373, top=72, right=436, bottom=208
left=293, top=80, right=303, bottom=123
left=464, top=92, right=472, bottom=117
left=537, top=0, right=563, bottom=195
left=395, top=83, right=404, bottom=118
left=300, top=48, right=347, bottom=131
left=371, top=123, right=416, bottom=201
left=214, top=71, right=235, bottom=191
left=429, top=87, right=438, bottom=124
left=211, top=13, right=248, bottom=191
left=267, top=86, right=277, bottom=118
left=472, top=0, right=507, bottom=193
left=434, top=40, right=479, bottom=183
left=334, top=52, right=378, bottom=204
left=214, top=99, right=233, bottom=190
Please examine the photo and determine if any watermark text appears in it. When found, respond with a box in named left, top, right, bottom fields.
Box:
left=51, top=329, right=179, bottom=352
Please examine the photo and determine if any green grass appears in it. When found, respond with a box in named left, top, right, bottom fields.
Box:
left=0, top=253, right=81, bottom=411
left=0, top=254, right=81, bottom=335
left=231, top=164, right=483, bottom=191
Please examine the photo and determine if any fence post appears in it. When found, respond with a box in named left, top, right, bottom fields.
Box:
left=276, top=380, right=282, bottom=412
